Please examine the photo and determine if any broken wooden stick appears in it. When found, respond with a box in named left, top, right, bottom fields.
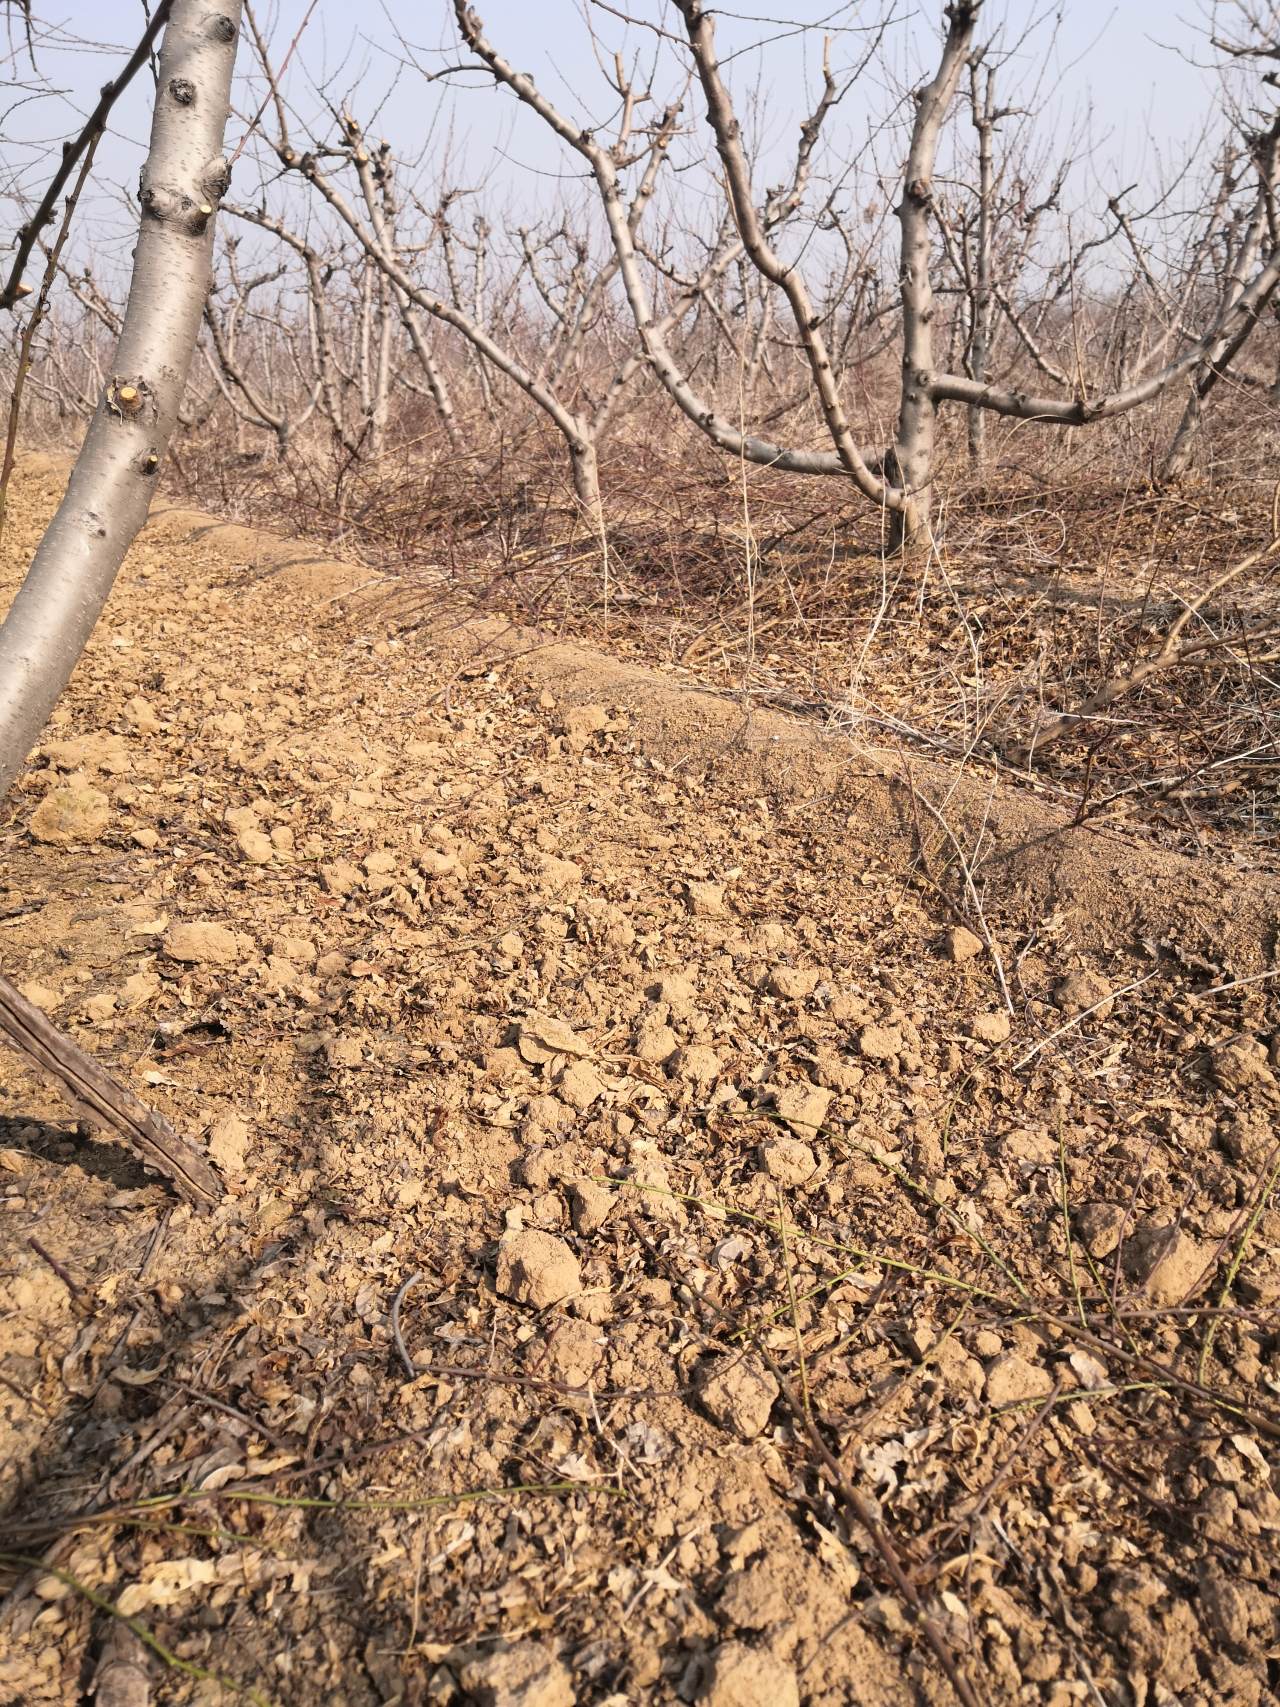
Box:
left=0, top=972, right=223, bottom=1207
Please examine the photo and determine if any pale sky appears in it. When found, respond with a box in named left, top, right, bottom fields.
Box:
left=0, top=3, right=1246, bottom=280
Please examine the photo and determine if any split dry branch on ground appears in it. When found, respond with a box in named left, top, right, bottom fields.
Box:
left=0, top=977, right=221, bottom=1208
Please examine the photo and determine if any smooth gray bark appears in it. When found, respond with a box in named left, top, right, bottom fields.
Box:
left=0, top=0, right=242, bottom=799
left=888, top=2, right=978, bottom=550
left=965, top=62, right=997, bottom=466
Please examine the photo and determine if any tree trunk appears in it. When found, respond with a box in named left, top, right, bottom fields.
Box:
left=885, top=446, right=932, bottom=558
left=889, top=3, right=978, bottom=555
left=1160, top=387, right=1204, bottom=486
left=1160, top=275, right=1278, bottom=484
left=569, top=439, right=601, bottom=515
left=402, top=300, right=465, bottom=452
left=889, top=352, right=937, bottom=556
left=371, top=268, right=393, bottom=455
left=966, top=65, right=996, bottom=467
left=0, top=0, right=242, bottom=799
left=1161, top=121, right=1280, bottom=486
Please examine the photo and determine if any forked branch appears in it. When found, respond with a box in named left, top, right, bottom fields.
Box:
left=0, top=2, right=174, bottom=311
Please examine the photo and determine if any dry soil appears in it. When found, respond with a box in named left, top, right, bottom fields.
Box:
left=1, top=457, right=1278, bottom=1707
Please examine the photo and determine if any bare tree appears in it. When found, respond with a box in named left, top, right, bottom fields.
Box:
left=451, top=4, right=893, bottom=509
left=220, top=204, right=367, bottom=456
left=1158, top=7, right=1280, bottom=481
left=932, top=44, right=1071, bottom=467
left=454, top=0, right=1280, bottom=553
left=202, top=242, right=318, bottom=455
left=880, top=1, right=978, bottom=547
left=238, top=10, right=782, bottom=517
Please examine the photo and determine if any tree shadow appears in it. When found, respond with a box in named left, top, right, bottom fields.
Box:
left=0, top=1112, right=161, bottom=1194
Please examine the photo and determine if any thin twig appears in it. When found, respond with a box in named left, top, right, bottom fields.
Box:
left=757, top=1345, right=981, bottom=1707
left=27, top=1236, right=90, bottom=1312
left=391, top=1270, right=424, bottom=1379
left=1198, top=1145, right=1280, bottom=1382
left=0, top=125, right=104, bottom=543
left=932, top=1378, right=1063, bottom=1560
left=1012, top=973, right=1159, bottom=1071
left=162, top=1380, right=292, bottom=1456
left=774, top=1181, right=811, bottom=1423
left=900, top=765, right=1015, bottom=1015
left=0, top=4, right=173, bottom=311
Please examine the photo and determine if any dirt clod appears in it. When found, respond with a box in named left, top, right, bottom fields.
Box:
left=858, top=1024, right=903, bottom=1060
left=495, top=1228, right=582, bottom=1308
left=767, top=965, right=819, bottom=1000
left=770, top=1083, right=832, bottom=1137
left=207, top=1112, right=250, bottom=1175
left=516, top=1014, right=590, bottom=1065
left=759, top=1135, right=816, bottom=1186
left=538, top=853, right=582, bottom=895
left=236, top=827, right=274, bottom=864
left=632, top=1007, right=679, bottom=1063
left=569, top=1180, right=613, bottom=1234
left=556, top=1058, right=605, bottom=1110
left=695, top=1355, right=779, bottom=1440
left=1052, top=968, right=1115, bottom=1019
left=701, top=1641, right=800, bottom=1707
left=1198, top=1566, right=1251, bottom=1647
left=687, top=879, right=727, bottom=916
left=162, top=919, right=243, bottom=965
left=1212, top=1035, right=1276, bottom=1094
left=970, top=1011, right=1011, bottom=1044
left=984, top=1352, right=1054, bottom=1407
left=460, top=1641, right=574, bottom=1707
left=1122, top=1220, right=1209, bottom=1304
left=942, top=924, right=983, bottom=962
left=559, top=703, right=609, bottom=751
left=27, top=781, right=109, bottom=845
left=677, top=1042, right=721, bottom=1084
left=1075, top=1200, right=1125, bottom=1258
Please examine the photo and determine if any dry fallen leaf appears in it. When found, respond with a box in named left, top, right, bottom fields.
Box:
left=554, top=1451, right=601, bottom=1482
left=1069, top=1349, right=1110, bottom=1391
left=516, top=1012, right=591, bottom=1065
left=117, top=1557, right=218, bottom=1615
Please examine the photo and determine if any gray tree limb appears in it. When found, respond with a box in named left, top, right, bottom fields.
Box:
left=0, top=3, right=174, bottom=312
